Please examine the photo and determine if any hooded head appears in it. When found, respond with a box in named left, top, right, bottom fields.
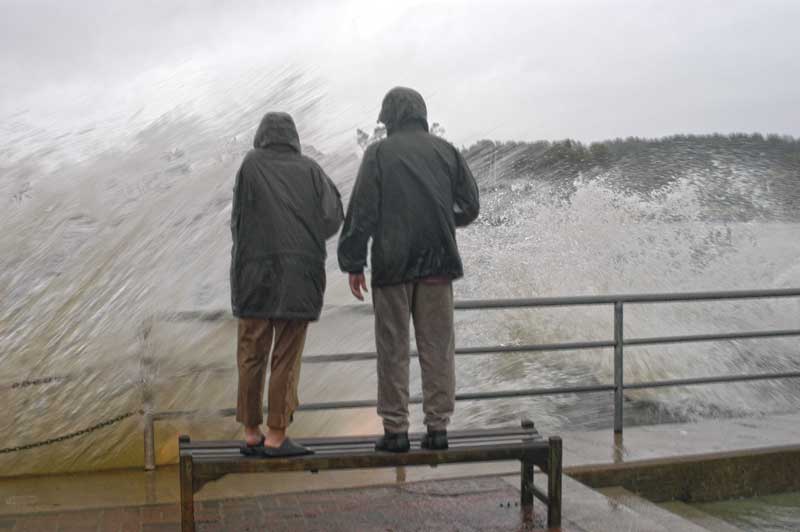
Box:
left=253, top=112, right=301, bottom=153
left=377, top=87, right=429, bottom=135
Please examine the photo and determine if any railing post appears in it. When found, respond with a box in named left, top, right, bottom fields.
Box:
left=179, top=435, right=195, bottom=532
left=143, top=409, right=156, bottom=471
left=140, top=319, right=157, bottom=471
left=613, top=301, right=624, bottom=434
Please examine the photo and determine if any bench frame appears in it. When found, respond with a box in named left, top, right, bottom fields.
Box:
left=178, top=422, right=562, bottom=531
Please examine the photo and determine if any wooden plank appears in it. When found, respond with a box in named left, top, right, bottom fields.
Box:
left=186, top=440, right=550, bottom=462
left=188, top=442, right=548, bottom=463
left=185, top=436, right=544, bottom=459
left=180, top=426, right=540, bottom=450
left=191, top=444, right=548, bottom=477
left=194, top=445, right=547, bottom=473
left=298, top=426, right=541, bottom=445
left=186, top=449, right=548, bottom=468
left=186, top=440, right=541, bottom=459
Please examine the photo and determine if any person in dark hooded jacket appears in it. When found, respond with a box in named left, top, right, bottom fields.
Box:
left=338, top=87, right=479, bottom=452
left=231, top=111, right=343, bottom=457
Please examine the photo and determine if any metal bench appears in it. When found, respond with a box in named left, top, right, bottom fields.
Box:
left=178, top=421, right=562, bottom=531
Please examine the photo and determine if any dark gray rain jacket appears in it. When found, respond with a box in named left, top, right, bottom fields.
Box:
left=231, top=112, right=343, bottom=320
left=337, top=87, right=480, bottom=286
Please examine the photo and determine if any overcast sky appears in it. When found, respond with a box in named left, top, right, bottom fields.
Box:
left=2, top=0, right=799, bottom=151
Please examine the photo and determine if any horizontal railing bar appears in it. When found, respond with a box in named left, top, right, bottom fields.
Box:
left=625, top=329, right=800, bottom=346
left=303, top=353, right=374, bottom=363
left=152, top=384, right=615, bottom=420
left=135, top=340, right=614, bottom=384
left=143, top=328, right=788, bottom=375
left=153, top=368, right=800, bottom=421
left=456, top=340, right=615, bottom=354
left=453, top=385, right=614, bottom=401
left=20, top=328, right=798, bottom=391
left=304, top=340, right=615, bottom=364
left=150, top=289, right=800, bottom=323
left=625, top=371, right=800, bottom=390
left=456, top=288, right=800, bottom=309
left=151, top=368, right=800, bottom=421
left=125, top=329, right=788, bottom=382
left=157, top=310, right=232, bottom=322
left=144, top=339, right=615, bottom=380
left=455, top=297, right=612, bottom=309
left=614, top=288, right=800, bottom=304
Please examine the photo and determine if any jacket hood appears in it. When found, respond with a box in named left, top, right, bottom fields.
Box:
left=378, top=87, right=429, bottom=134
left=253, top=112, right=301, bottom=153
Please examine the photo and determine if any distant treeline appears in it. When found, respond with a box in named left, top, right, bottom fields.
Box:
left=462, top=133, right=800, bottom=185
left=461, top=133, right=800, bottom=220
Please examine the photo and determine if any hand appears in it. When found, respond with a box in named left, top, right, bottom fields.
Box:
left=349, top=273, right=368, bottom=301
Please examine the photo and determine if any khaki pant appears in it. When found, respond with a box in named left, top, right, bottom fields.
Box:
left=373, top=282, right=455, bottom=432
left=236, top=318, right=308, bottom=429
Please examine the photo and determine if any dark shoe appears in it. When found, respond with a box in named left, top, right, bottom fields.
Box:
left=262, top=437, right=314, bottom=458
left=375, top=430, right=410, bottom=453
left=240, top=435, right=266, bottom=456
left=421, top=429, right=448, bottom=450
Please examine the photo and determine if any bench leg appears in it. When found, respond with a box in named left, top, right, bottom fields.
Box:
left=520, top=457, right=534, bottom=523
left=547, top=436, right=562, bottom=528
left=180, top=453, right=195, bottom=532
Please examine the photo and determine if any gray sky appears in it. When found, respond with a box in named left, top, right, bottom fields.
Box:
left=2, top=0, right=799, bottom=151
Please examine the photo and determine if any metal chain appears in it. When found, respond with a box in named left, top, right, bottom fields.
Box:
left=0, top=411, right=139, bottom=454
left=2, top=374, right=141, bottom=391
left=5, top=375, right=70, bottom=390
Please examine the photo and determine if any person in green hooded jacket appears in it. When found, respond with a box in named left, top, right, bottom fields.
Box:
left=231, top=111, right=343, bottom=457
left=338, top=87, right=480, bottom=452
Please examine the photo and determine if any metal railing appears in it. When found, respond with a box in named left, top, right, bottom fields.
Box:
left=5, top=288, right=798, bottom=468
left=138, top=287, right=800, bottom=470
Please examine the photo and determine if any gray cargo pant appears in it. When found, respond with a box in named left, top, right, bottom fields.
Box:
left=373, top=281, right=455, bottom=433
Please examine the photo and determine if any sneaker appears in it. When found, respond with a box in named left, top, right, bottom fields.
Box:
left=375, top=430, right=411, bottom=453
left=421, top=429, right=448, bottom=450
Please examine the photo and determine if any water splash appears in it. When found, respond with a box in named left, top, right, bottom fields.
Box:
left=1, top=70, right=799, bottom=475
left=455, top=173, right=800, bottom=429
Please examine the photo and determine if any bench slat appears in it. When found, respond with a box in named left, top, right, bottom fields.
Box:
left=181, top=436, right=543, bottom=457
left=189, top=442, right=548, bottom=475
left=186, top=434, right=540, bottom=452
left=185, top=446, right=544, bottom=462
left=180, top=426, right=540, bottom=450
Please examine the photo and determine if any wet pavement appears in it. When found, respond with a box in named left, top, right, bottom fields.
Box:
left=2, top=473, right=712, bottom=532
left=3, top=476, right=550, bottom=531
left=2, top=412, right=799, bottom=531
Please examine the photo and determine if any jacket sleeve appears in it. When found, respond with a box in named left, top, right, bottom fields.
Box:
left=230, top=164, right=246, bottom=313
left=453, top=148, right=480, bottom=227
left=315, top=166, right=344, bottom=240
left=337, top=144, right=380, bottom=273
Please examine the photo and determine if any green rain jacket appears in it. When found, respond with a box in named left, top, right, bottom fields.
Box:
left=337, top=87, right=480, bottom=286
left=230, top=112, right=343, bottom=320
